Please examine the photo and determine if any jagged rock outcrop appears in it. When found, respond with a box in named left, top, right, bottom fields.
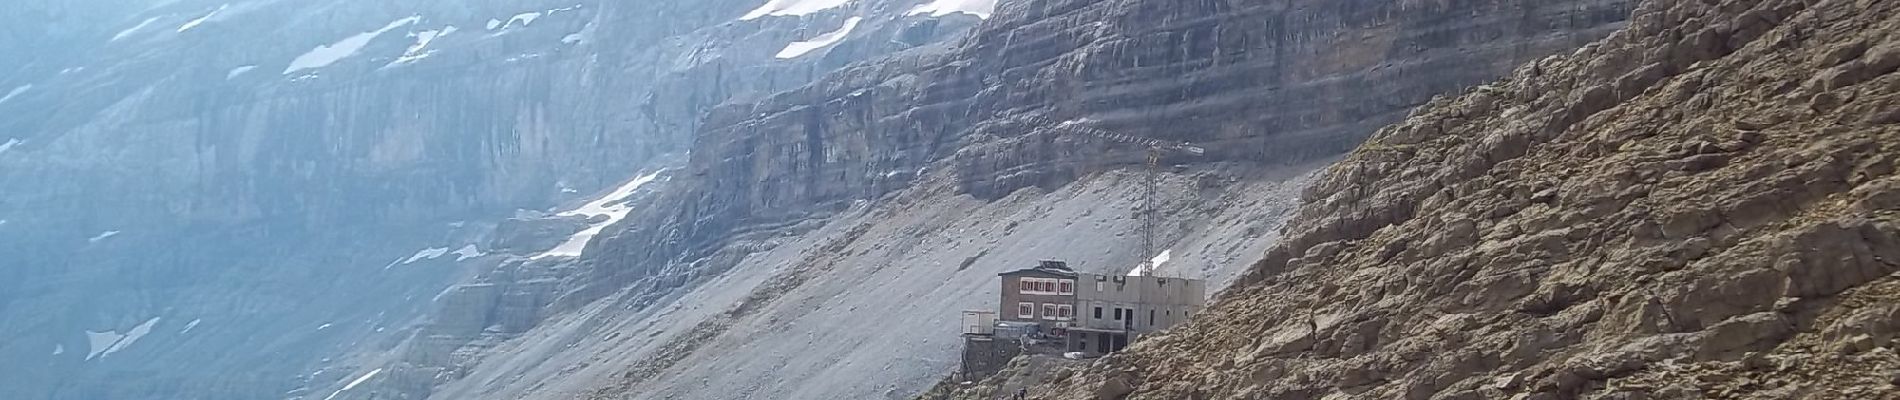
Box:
left=933, top=0, right=1900, bottom=398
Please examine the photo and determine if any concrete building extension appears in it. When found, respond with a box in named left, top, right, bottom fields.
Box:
left=1066, top=273, right=1206, bottom=355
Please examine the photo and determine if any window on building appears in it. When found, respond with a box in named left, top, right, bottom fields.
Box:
left=1094, top=306, right=1103, bottom=319
left=1149, top=309, right=1156, bottom=326
left=1020, top=278, right=1069, bottom=295
left=1018, top=302, right=1034, bottom=319
left=1113, top=308, right=1123, bottom=321
left=1057, top=305, right=1074, bottom=321
left=1042, top=304, right=1058, bottom=320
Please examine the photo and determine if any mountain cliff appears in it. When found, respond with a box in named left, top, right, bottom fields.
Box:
left=931, top=0, right=1900, bottom=398
left=450, top=0, right=1638, bottom=398
left=0, top=0, right=983, bottom=398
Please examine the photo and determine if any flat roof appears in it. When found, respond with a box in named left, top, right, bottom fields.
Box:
left=997, top=260, right=1078, bottom=277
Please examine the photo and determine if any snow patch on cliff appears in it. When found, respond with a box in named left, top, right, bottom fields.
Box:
left=775, top=17, right=861, bottom=59
left=491, top=5, right=582, bottom=31
left=0, top=85, right=31, bottom=104
left=112, top=16, right=162, bottom=41
left=1129, top=249, right=1171, bottom=276
left=907, top=0, right=997, bottom=18
left=402, top=247, right=450, bottom=264
left=390, top=25, right=457, bottom=65
left=181, top=318, right=203, bottom=334
left=741, top=0, right=852, bottom=20
left=226, top=65, right=256, bottom=79
left=89, top=231, right=120, bottom=243
left=505, top=12, right=541, bottom=28
left=0, top=138, right=21, bottom=155
left=177, top=4, right=227, bottom=32
left=53, top=344, right=64, bottom=356
left=534, top=170, right=666, bottom=259
left=283, top=16, right=420, bottom=75
left=105, top=318, right=160, bottom=357
left=86, top=317, right=161, bottom=360
left=84, top=331, right=121, bottom=360
left=323, top=368, right=382, bottom=400
left=451, top=244, right=483, bottom=261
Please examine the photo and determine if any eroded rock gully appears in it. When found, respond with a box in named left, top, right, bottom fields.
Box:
left=930, top=0, right=1900, bottom=399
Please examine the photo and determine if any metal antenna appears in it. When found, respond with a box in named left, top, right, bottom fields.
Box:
left=1015, top=113, right=1204, bottom=277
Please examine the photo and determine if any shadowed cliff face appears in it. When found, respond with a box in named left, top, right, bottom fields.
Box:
left=0, top=0, right=162, bottom=75
left=0, top=0, right=978, bottom=233
left=0, top=0, right=984, bottom=398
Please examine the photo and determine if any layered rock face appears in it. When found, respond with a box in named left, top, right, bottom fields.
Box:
left=0, top=0, right=976, bottom=234
left=294, top=2, right=998, bottom=399
left=547, top=0, right=1636, bottom=398
left=937, top=0, right=1900, bottom=398
left=587, top=0, right=1637, bottom=318
left=0, top=0, right=984, bottom=398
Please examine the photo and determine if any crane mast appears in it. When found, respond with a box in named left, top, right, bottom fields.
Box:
left=1020, top=114, right=1204, bottom=276
left=1140, top=148, right=1160, bottom=276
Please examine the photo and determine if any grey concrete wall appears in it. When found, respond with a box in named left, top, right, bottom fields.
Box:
left=958, top=336, right=1022, bottom=381
left=1073, top=274, right=1206, bottom=333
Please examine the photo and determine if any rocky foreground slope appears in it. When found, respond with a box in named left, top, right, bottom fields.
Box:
left=931, top=0, right=1900, bottom=398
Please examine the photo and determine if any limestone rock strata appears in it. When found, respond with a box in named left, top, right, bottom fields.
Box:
left=590, top=0, right=1636, bottom=313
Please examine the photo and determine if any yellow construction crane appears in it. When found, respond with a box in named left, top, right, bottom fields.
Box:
left=1020, top=114, right=1206, bottom=276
